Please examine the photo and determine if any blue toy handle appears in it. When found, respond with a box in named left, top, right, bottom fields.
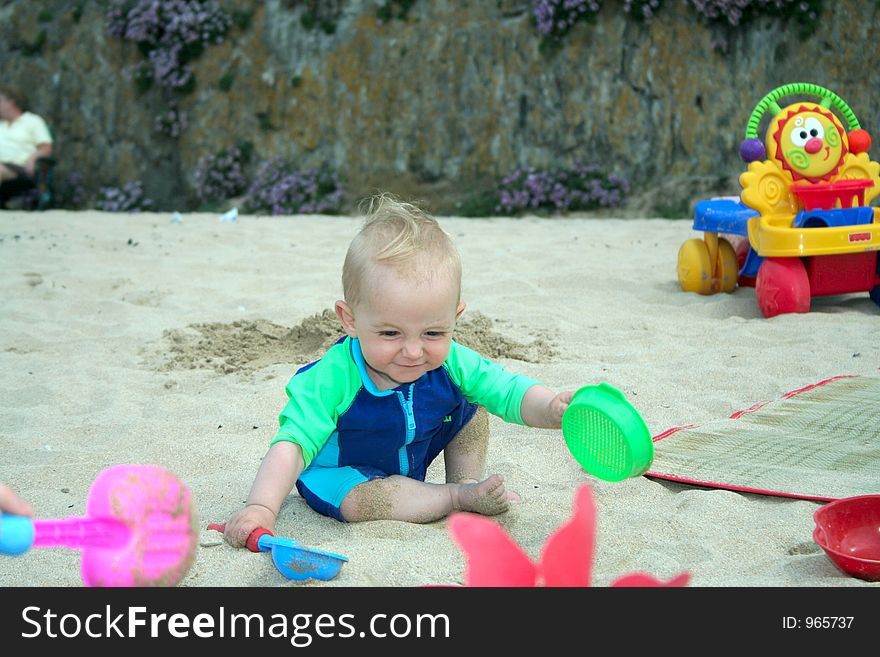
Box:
left=256, top=534, right=273, bottom=552
left=256, top=533, right=301, bottom=552
left=0, top=515, right=35, bottom=555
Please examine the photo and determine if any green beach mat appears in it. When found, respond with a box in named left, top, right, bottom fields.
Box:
left=647, top=373, right=880, bottom=501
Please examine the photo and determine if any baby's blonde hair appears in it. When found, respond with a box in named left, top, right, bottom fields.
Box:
left=342, top=193, right=462, bottom=308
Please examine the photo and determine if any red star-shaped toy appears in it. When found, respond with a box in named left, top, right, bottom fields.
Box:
left=447, top=484, right=690, bottom=587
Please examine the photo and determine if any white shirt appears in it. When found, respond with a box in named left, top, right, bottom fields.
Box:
left=0, top=111, right=52, bottom=166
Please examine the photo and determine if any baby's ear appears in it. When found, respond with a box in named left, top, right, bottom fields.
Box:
left=334, top=300, right=358, bottom=337
left=455, top=301, right=466, bottom=321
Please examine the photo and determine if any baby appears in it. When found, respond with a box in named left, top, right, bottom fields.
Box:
left=224, top=194, right=573, bottom=546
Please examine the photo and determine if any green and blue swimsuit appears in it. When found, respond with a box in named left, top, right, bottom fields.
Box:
left=271, top=337, right=538, bottom=521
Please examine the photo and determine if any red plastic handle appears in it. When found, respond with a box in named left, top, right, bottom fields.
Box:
left=207, top=523, right=273, bottom=552
left=245, top=528, right=274, bottom=553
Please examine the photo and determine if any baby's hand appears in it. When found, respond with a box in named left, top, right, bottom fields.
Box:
left=522, top=386, right=576, bottom=429
left=223, top=504, right=277, bottom=548
left=548, top=390, right=575, bottom=427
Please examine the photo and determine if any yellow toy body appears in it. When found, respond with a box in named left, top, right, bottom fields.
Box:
left=746, top=209, right=880, bottom=258
left=677, top=83, right=880, bottom=317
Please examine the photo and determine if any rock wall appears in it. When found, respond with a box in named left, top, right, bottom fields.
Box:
left=2, top=0, right=879, bottom=214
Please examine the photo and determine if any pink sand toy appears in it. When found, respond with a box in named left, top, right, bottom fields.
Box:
left=0, top=464, right=198, bottom=586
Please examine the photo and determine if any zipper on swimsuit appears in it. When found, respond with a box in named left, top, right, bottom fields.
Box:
left=395, top=384, right=416, bottom=475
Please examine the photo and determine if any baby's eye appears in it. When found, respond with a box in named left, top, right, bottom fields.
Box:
left=379, top=330, right=399, bottom=337
left=425, top=331, right=447, bottom=338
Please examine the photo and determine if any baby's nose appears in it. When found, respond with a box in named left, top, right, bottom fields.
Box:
left=402, top=340, right=423, bottom=357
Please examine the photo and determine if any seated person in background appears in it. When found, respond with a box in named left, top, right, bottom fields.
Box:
left=0, top=85, right=53, bottom=184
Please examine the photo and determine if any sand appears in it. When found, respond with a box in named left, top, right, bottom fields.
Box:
left=1, top=209, right=878, bottom=588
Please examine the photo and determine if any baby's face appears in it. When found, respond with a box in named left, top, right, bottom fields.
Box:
left=350, top=267, right=462, bottom=391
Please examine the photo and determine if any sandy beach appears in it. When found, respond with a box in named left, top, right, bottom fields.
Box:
left=1, top=209, right=878, bottom=588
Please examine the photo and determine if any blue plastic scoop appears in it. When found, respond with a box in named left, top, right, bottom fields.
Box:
left=207, top=523, right=347, bottom=581
left=246, top=529, right=348, bottom=581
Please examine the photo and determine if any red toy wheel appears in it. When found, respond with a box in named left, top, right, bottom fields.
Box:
left=756, top=257, right=810, bottom=318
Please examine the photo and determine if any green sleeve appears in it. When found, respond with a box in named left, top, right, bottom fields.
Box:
left=443, top=341, right=540, bottom=425
left=269, top=339, right=362, bottom=467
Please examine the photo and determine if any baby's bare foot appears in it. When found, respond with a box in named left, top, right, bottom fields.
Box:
left=452, top=474, right=520, bottom=516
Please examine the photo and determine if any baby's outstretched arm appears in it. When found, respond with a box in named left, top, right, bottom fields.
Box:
left=0, top=484, right=32, bottom=517
left=520, top=385, right=574, bottom=429
left=224, top=441, right=305, bottom=548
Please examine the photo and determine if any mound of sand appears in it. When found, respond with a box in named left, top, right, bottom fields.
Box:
left=156, top=310, right=556, bottom=375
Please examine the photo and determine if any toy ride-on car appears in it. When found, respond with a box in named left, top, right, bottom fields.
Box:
left=676, top=82, right=880, bottom=318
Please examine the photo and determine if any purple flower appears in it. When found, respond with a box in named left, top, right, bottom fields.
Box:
left=682, top=0, right=810, bottom=27
left=243, top=159, right=344, bottom=216
left=154, top=102, right=188, bottom=138
left=624, top=0, right=662, bottom=20
left=106, top=0, right=230, bottom=93
left=94, top=181, right=155, bottom=212
left=193, top=146, right=250, bottom=201
left=494, top=163, right=629, bottom=216
left=531, top=0, right=600, bottom=38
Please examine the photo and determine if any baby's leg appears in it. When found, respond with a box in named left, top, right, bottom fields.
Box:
left=440, top=405, right=520, bottom=505
left=443, top=405, right=489, bottom=484
left=339, top=474, right=516, bottom=523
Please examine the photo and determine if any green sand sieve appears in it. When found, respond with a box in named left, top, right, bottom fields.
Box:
left=561, top=383, right=654, bottom=482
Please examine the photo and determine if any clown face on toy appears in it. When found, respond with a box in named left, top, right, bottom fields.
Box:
left=766, top=102, right=848, bottom=183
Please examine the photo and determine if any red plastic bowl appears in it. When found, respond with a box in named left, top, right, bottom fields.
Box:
left=813, top=495, right=880, bottom=581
